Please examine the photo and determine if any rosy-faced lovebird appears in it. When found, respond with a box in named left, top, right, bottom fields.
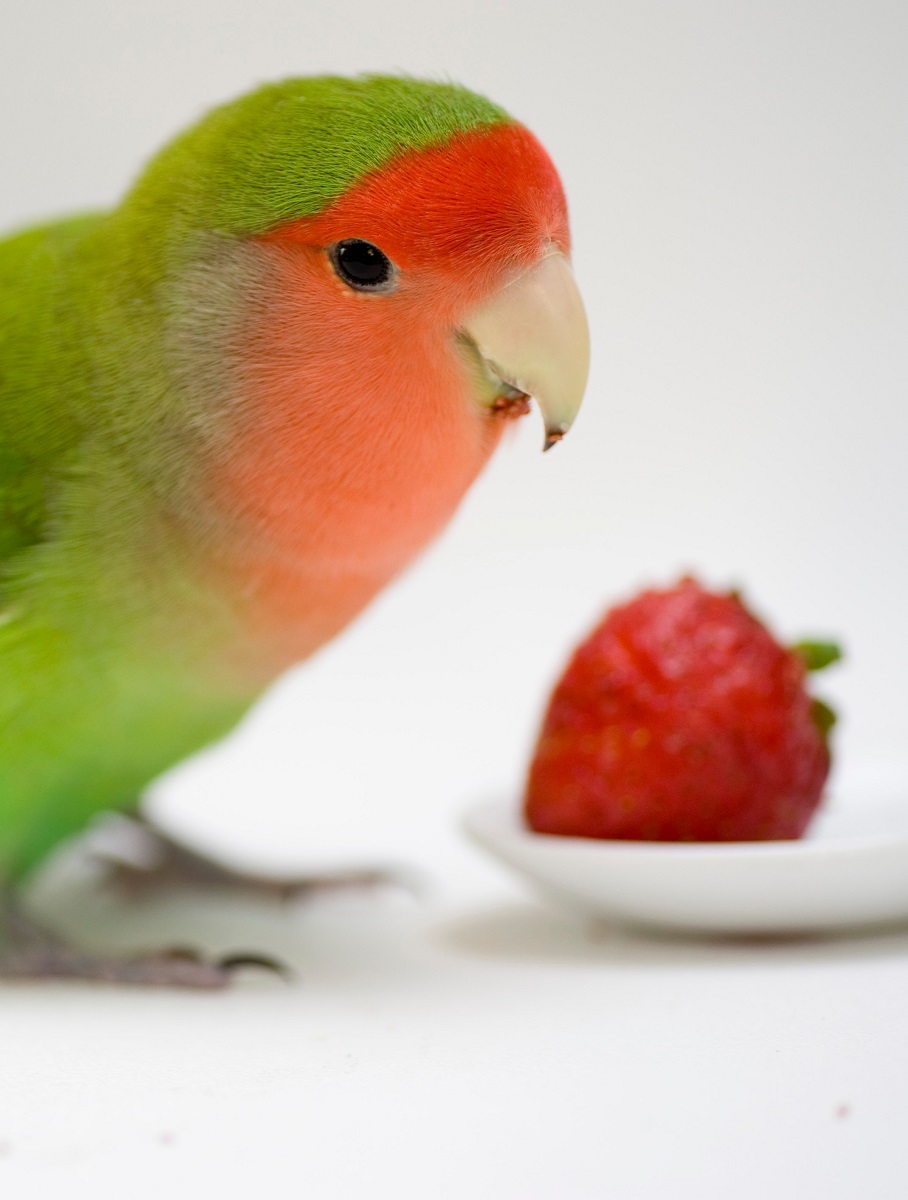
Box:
left=0, top=75, right=589, bottom=984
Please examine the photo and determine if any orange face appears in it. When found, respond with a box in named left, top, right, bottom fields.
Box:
left=203, top=123, right=571, bottom=678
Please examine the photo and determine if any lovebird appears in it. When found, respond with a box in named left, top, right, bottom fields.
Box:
left=0, top=75, right=589, bottom=985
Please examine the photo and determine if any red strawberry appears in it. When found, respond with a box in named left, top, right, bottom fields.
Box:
left=524, top=578, right=840, bottom=842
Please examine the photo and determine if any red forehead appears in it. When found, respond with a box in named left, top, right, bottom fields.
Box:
left=261, top=122, right=570, bottom=280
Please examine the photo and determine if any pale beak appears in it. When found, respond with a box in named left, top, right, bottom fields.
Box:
left=462, top=251, right=590, bottom=450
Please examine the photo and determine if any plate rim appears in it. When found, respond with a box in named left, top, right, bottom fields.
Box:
left=463, top=798, right=908, bottom=863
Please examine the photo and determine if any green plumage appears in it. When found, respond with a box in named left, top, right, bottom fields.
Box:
left=0, top=76, right=510, bottom=880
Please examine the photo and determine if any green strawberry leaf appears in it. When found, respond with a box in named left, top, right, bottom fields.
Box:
left=793, top=641, right=843, bottom=671
left=811, top=697, right=838, bottom=737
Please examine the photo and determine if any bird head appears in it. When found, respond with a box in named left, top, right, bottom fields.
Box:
left=114, top=76, right=588, bottom=456
left=100, top=77, right=590, bottom=628
left=254, top=114, right=589, bottom=453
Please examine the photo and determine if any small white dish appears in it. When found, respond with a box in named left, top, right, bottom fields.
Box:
left=463, top=780, right=908, bottom=934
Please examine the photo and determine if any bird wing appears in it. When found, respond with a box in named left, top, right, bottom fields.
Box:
left=0, top=215, right=99, bottom=592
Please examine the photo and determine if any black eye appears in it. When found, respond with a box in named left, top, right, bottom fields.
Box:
left=331, top=239, right=395, bottom=291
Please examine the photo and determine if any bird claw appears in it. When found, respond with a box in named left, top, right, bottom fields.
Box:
left=0, top=942, right=292, bottom=988
left=0, top=813, right=418, bottom=988
left=0, top=894, right=292, bottom=988
left=216, top=952, right=294, bottom=981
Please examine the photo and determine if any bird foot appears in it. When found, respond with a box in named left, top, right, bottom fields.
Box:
left=89, top=813, right=417, bottom=903
left=0, top=946, right=285, bottom=988
left=0, top=818, right=417, bottom=988
left=0, top=893, right=288, bottom=988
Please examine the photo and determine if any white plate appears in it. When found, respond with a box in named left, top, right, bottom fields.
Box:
left=463, top=779, right=908, bottom=934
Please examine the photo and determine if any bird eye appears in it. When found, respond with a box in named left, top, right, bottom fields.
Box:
left=330, top=239, right=395, bottom=291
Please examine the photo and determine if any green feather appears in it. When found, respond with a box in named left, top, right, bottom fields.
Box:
left=124, top=75, right=508, bottom=240
left=0, top=75, right=511, bottom=879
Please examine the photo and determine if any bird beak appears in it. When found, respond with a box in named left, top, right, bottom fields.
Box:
left=462, top=251, right=590, bottom=451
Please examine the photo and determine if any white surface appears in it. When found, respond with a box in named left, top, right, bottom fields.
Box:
left=1, top=0, right=907, bottom=1197
left=5, top=837, right=908, bottom=1200
left=466, top=781, right=908, bottom=933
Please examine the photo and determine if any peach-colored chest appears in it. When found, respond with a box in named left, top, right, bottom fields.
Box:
left=198, top=311, right=502, bottom=680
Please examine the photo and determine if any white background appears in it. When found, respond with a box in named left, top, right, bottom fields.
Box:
left=1, top=2, right=907, bottom=1197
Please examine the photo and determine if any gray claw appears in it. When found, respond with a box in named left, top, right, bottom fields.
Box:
left=217, top=952, right=294, bottom=981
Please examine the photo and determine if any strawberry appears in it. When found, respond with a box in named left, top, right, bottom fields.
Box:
left=524, top=578, right=840, bottom=842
